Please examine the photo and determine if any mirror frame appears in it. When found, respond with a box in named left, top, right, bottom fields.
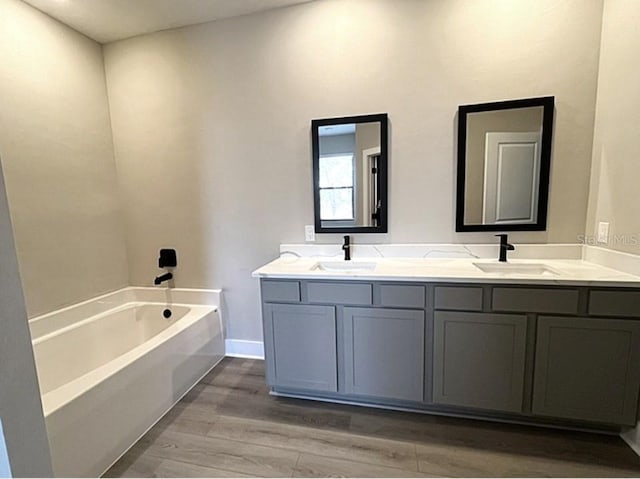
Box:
left=455, top=96, right=555, bottom=232
left=312, top=113, right=388, bottom=233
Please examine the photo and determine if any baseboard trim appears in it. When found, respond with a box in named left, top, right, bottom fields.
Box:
left=225, top=339, right=264, bottom=359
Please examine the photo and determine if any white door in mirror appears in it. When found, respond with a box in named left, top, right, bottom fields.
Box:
left=484, top=131, right=541, bottom=225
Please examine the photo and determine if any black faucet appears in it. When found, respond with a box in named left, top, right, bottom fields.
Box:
left=154, top=272, right=173, bottom=285
left=342, top=235, right=351, bottom=261
left=496, top=234, right=515, bottom=262
left=155, top=248, right=176, bottom=285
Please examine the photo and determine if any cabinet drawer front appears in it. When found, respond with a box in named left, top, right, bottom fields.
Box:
left=493, top=287, right=578, bottom=314
left=532, top=316, right=640, bottom=425
left=307, top=282, right=372, bottom=305
left=380, top=284, right=425, bottom=308
left=434, top=286, right=483, bottom=311
left=433, top=311, right=527, bottom=413
left=589, top=290, right=640, bottom=318
left=261, top=280, right=300, bottom=302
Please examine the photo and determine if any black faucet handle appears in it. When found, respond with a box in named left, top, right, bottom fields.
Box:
left=159, top=248, right=177, bottom=268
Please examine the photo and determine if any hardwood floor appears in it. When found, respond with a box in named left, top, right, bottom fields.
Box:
left=105, top=358, right=640, bottom=478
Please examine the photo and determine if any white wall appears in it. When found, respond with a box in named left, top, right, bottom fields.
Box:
left=104, top=0, right=603, bottom=342
left=0, top=159, right=52, bottom=477
left=586, top=0, right=640, bottom=256
left=0, top=0, right=129, bottom=317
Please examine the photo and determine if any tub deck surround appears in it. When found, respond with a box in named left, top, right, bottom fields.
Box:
left=252, top=244, right=640, bottom=287
left=29, top=286, right=222, bottom=338
left=33, top=302, right=220, bottom=416
left=29, top=287, right=224, bottom=478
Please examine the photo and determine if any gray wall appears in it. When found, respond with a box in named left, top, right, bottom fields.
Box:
left=586, top=0, right=640, bottom=448
left=0, top=0, right=129, bottom=317
left=0, top=159, right=52, bottom=477
left=104, top=0, right=603, bottom=342
left=586, top=0, right=640, bottom=255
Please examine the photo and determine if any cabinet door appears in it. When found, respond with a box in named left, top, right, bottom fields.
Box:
left=343, top=307, right=424, bottom=402
left=433, top=311, right=527, bottom=412
left=263, top=304, right=337, bottom=392
left=533, top=316, right=640, bottom=425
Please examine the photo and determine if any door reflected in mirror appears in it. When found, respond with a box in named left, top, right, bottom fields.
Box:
left=456, top=97, right=554, bottom=232
left=312, top=114, right=388, bottom=233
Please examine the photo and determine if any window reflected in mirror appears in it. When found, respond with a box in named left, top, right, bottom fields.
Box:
left=319, top=153, right=355, bottom=221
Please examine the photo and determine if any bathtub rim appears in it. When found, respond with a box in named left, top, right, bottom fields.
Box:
left=32, top=301, right=191, bottom=344
left=29, top=287, right=222, bottom=337
left=39, top=302, right=220, bottom=417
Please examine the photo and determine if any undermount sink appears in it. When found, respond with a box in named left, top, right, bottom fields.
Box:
left=473, top=262, right=560, bottom=276
left=313, top=261, right=377, bottom=272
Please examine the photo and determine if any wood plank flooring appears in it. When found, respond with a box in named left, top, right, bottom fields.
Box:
left=105, top=358, right=640, bottom=478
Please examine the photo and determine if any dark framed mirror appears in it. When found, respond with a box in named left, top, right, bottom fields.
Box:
left=312, top=113, right=388, bottom=233
left=456, top=96, right=555, bottom=232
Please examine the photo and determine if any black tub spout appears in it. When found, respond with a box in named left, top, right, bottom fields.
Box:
left=154, top=272, right=173, bottom=285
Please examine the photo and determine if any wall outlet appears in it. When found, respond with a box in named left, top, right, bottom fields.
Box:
left=597, top=221, right=610, bottom=244
left=304, top=225, right=315, bottom=242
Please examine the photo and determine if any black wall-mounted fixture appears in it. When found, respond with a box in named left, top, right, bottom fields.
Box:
left=496, top=234, right=515, bottom=262
left=342, top=235, right=351, bottom=261
left=158, top=249, right=177, bottom=268
left=154, top=272, right=173, bottom=285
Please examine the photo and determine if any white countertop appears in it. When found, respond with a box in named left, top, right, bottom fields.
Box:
left=252, top=256, right=640, bottom=287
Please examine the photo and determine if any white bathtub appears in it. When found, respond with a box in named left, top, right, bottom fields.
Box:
left=29, top=288, right=224, bottom=477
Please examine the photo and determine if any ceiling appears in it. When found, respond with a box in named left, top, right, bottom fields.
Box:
left=21, top=0, right=313, bottom=44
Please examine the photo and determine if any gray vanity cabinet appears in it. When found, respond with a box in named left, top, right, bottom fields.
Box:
left=532, top=316, right=640, bottom=425
left=260, top=278, right=640, bottom=430
left=433, top=311, right=528, bottom=413
left=343, top=307, right=424, bottom=402
left=262, top=303, right=337, bottom=392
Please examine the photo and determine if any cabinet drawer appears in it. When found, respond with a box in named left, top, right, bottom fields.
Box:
left=589, top=290, right=640, bottom=318
left=379, top=284, right=425, bottom=308
left=307, top=282, right=372, bottom=305
left=434, top=286, right=483, bottom=311
left=493, top=287, right=578, bottom=314
left=261, top=280, right=300, bottom=302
